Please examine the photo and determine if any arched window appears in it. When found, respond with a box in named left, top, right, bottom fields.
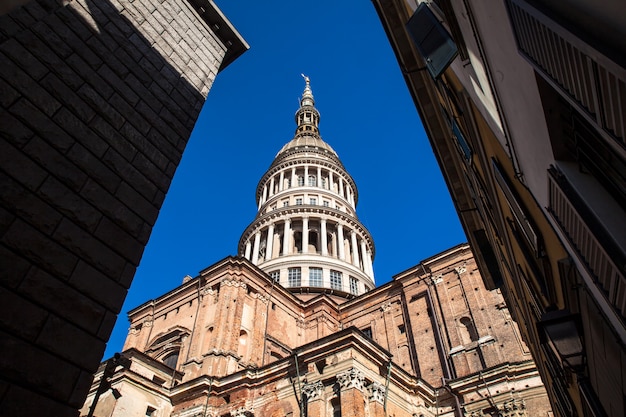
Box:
left=459, top=316, right=479, bottom=344
left=308, top=175, right=317, bottom=186
left=238, top=330, right=249, bottom=359
left=162, top=350, right=179, bottom=369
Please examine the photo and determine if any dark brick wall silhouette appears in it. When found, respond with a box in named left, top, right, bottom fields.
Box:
left=0, top=1, right=246, bottom=415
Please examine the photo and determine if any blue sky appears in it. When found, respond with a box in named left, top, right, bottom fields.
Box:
left=103, top=1, right=465, bottom=358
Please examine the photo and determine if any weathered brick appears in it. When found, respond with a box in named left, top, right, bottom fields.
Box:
left=97, top=310, right=119, bottom=342
left=0, top=53, right=60, bottom=116
left=37, top=315, right=105, bottom=370
left=115, top=181, right=159, bottom=225
left=70, top=260, right=127, bottom=312
left=24, top=20, right=72, bottom=60
left=0, top=288, right=48, bottom=341
left=77, top=83, right=123, bottom=128
left=8, top=98, right=73, bottom=152
left=0, top=138, right=48, bottom=191
left=42, top=73, right=96, bottom=123
left=67, top=53, right=112, bottom=98
left=0, top=330, right=82, bottom=402
left=0, top=382, right=78, bottom=417
left=66, top=143, right=120, bottom=192
left=19, top=267, right=105, bottom=333
left=0, top=76, right=20, bottom=108
left=2, top=220, right=78, bottom=279
left=53, top=108, right=107, bottom=156
left=120, top=122, right=169, bottom=170
left=103, top=148, right=157, bottom=201
left=145, top=128, right=182, bottom=163
left=79, top=179, right=144, bottom=238
left=23, top=136, right=88, bottom=191
left=0, top=171, right=62, bottom=235
left=53, top=218, right=127, bottom=279
left=131, top=151, right=169, bottom=192
left=0, top=111, right=34, bottom=148
left=109, top=93, right=151, bottom=135
left=50, top=7, right=92, bottom=42
left=0, top=245, right=31, bottom=289
left=90, top=116, right=137, bottom=161
left=38, top=176, right=102, bottom=233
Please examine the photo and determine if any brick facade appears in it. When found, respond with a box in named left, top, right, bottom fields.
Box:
left=0, top=1, right=246, bottom=415
left=83, top=245, right=553, bottom=416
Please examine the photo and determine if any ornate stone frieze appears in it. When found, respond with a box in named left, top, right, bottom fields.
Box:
left=230, top=407, right=249, bottom=417
left=223, top=279, right=247, bottom=290
left=431, top=274, right=443, bottom=284
left=255, top=292, right=269, bottom=304
left=337, top=367, right=365, bottom=391
left=380, top=302, right=392, bottom=312
left=368, top=381, right=385, bottom=404
left=302, top=381, right=324, bottom=401
left=454, top=264, right=467, bottom=275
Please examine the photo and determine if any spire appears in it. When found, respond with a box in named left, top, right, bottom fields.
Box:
left=295, top=74, right=320, bottom=136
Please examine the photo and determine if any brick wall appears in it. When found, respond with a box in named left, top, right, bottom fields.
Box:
left=0, top=0, right=245, bottom=415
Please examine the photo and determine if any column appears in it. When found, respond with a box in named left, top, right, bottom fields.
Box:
left=360, top=239, right=368, bottom=273
left=329, top=170, right=334, bottom=191
left=269, top=176, right=275, bottom=196
left=279, top=170, right=284, bottom=191
left=251, top=232, right=261, bottom=264
left=368, top=382, right=386, bottom=417
left=302, top=217, right=309, bottom=254
left=321, top=219, right=328, bottom=256
left=366, top=251, right=374, bottom=277
left=262, top=185, right=268, bottom=204
left=244, top=240, right=251, bottom=260
left=291, top=167, right=296, bottom=188
left=351, top=231, right=360, bottom=268
left=303, top=381, right=324, bottom=416
left=337, top=368, right=366, bottom=417
left=339, top=178, right=344, bottom=197
left=282, top=219, right=291, bottom=256
left=265, top=224, right=275, bottom=261
left=317, top=166, right=322, bottom=187
left=337, top=224, right=345, bottom=260
left=304, top=165, right=309, bottom=185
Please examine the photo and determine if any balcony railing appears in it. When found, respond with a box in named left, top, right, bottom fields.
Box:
left=548, top=168, right=626, bottom=323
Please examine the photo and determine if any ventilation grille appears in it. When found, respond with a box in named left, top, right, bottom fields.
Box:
left=548, top=171, right=626, bottom=321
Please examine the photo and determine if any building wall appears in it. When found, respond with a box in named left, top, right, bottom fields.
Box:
left=93, top=245, right=550, bottom=416
left=371, top=1, right=625, bottom=416
left=0, top=1, right=246, bottom=415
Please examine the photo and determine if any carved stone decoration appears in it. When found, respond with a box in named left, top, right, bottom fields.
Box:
left=431, top=274, right=443, bottom=284
left=302, top=381, right=324, bottom=401
left=497, top=398, right=527, bottom=417
left=336, top=367, right=365, bottom=391
left=368, top=381, right=385, bottom=404
left=380, top=302, right=392, bottom=313
left=454, top=263, right=467, bottom=275
left=230, top=407, right=249, bottom=417
left=255, top=292, right=269, bottom=304
left=201, top=286, right=216, bottom=296
left=223, top=279, right=247, bottom=290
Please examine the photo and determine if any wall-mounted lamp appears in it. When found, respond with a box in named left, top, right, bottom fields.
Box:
left=539, top=310, right=584, bottom=372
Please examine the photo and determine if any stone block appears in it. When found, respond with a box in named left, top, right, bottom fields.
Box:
left=0, top=110, right=33, bottom=148
left=0, top=384, right=77, bottom=417
left=0, top=171, right=62, bottom=235
left=103, top=148, right=157, bottom=201
left=23, top=137, right=88, bottom=191
left=70, top=260, right=127, bottom=312
left=0, top=287, right=48, bottom=341
left=79, top=179, right=144, bottom=238
left=38, top=176, right=103, bottom=233
left=3, top=219, right=78, bottom=279
left=67, top=143, right=121, bottom=192
left=53, top=217, right=127, bottom=278
left=95, top=216, right=144, bottom=262
left=19, top=267, right=105, bottom=333
left=0, top=245, right=31, bottom=289
left=0, top=330, right=82, bottom=402
left=37, top=315, right=106, bottom=370
left=115, top=181, right=159, bottom=226
left=41, top=73, right=96, bottom=122
left=8, top=98, right=73, bottom=152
